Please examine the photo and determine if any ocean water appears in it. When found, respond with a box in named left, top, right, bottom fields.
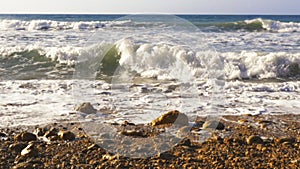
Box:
left=0, top=14, right=299, bottom=127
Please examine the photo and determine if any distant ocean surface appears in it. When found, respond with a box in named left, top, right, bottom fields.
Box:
left=0, top=14, right=299, bottom=127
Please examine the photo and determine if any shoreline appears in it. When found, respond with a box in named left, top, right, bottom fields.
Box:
left=1, top=113, right=300, bottom=168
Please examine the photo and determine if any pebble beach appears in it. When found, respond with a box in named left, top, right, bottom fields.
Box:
left=1, top=112, right=300, bottom=168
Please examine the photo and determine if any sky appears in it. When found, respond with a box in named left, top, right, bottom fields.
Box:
left=0, top=0, right=300, bottom=14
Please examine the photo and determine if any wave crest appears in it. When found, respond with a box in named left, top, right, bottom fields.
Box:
left=0, top=19, right=133, bottom=31
left=1, top=40, right=299, bottom=80
left=245, top=18, right=300, bottom=33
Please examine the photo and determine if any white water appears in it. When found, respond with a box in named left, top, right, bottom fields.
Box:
left=1, top=18, right=300, bottom=33
left=0, top=38, right=299, bottom=80
left=246, top=18, right=300, bottom=33
left=1, top=79, right=299, bottom=127
left=0, top=16, right=300, bottom=127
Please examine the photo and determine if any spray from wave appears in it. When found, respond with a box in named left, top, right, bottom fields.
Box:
left=1, top=39, right=299, bottom=80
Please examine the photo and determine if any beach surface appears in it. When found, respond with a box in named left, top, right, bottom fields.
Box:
left=1, top=113, right=300, bottom=168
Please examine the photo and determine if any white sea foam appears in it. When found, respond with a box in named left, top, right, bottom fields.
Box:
left=224, top=51, right=300, bottom=79
left=0, top=19, right=133, bottom=31
left=0, top=39, right=299, bottom=80
left=1, top=18, right=300, bottom=33
left=245, top=18, right=300, bottom=33
left=115, top=39, right=300, bottom=80
left=1, top=79, right=299, bottom=127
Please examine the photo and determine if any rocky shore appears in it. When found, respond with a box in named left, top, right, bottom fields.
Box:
left=1, top=112, right=300, bottom=168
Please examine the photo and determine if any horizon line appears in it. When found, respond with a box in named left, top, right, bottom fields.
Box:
left=0, top=12, right=300, bottom=15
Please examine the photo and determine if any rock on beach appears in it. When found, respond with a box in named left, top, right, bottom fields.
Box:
left=150, top=110, right=189, bottom=127
left=74, top=102, right=97, bottom=114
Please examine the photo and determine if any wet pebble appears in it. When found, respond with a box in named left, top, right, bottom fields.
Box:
left=150, top=110, right=188, bottom=126
left=119, top=130, right=144, bottom=137
left=192, top=120, right=204, bottom=129
left=87, top=144, right=99, bottom=150
left=121, top=121, right=135, bottom=126
left=238, top=119, right=248, bottom=123
left=21, top=144, right=38, bottom=157
left=74, top=102, right=97, bottom=114
left=257, top=120, right=273, bottom=124
left=58, top=130, right=75, bottom=141
left=14, top=132, right=37, bottom=142
left=12, top=161, right=33, bottom=169
left=246, top=135, right=263, bottom=144
left=34, top=127, right=46, bottom=136
left=202, top=121, right=225, bottom=130
left=176, top=126, right=191, bottom=138
left=0, top=132, right=7, bottom=137
left=44, top=127, right=58, bottom=138
left=276, top=137, right=296, bottom=144
left=9, top=143, right=27, bottom=153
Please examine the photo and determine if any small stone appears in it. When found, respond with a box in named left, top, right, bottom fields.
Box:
left=13, top=161, right=33, bottom=169
left=211, top=136, right=223, bottom=142
left=9, top=143, right=27, bottom=153
left=102, top=154, right=119, bottom=161
left=282, top=142, right=292, bottom=147
left=14, top=132, right=37, bottom=142
left=21, top=144, right=38, bottom=157
left=34, top=127, right=46, bottom=136
left=49, top=135, right=59, bottom=141
left=176, top=126, right=191, bottom=138
left=202, top=121, right=225, bottom=130
left=44, top=128, right=58, bottom=138
left=192, top=121, right=205, bottom=129
left=257, top=120, right=273, bottom=124
left=224, top=138, right=234, bottom=144
left=276, top=137, right=296, bottom=144
left=246, top=135, right=263, bottom=144
left=74, top=102, right=97, bottom=114
left=87, top=144, right=99, bottom=150
left=150, top=110, right=189, bottom=126
left=58, top=130, right=75, bottom=141
left=158, top=152, right=176, bottom=160
left=238, top=119, right=248, bottom=123
left=260, top=124, right=268, bottom=129
left=119, top=130, right=144, bottom=137
left=121, top=121, right=135, bottom=126
left=179, top=138, right=191, bottom=146
left=291, top=159, right=300, bottom=164
left=0, top=132, right=7, bottom=137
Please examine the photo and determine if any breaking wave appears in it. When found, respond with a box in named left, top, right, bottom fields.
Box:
left=0, top=19, right=134, bottom=31
left=1, top=18, right=300, bottom=33
left=200, top=18, right=300, bottom=32
left=1, top=39, right=299, bottom=80
left=244, top=18, right=300, bottom=33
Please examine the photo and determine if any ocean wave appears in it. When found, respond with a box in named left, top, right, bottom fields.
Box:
left=212, top=20, right=265, bottom=32
left=202, top=18, right=300, bottom=33
left=2, top=18, right=300, bottom=33
left=244, top=18, right=300, bottom=33
left=115, top=40, right=300, bottom=80
left=0, top=19, right=134, bottom=31
left=224, top=51, right=300, bottom=79
left=1, top=40, right=299, bottom=80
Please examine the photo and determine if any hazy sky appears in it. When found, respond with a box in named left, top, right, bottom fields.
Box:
left=1, top=0, right=299, bottom=14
